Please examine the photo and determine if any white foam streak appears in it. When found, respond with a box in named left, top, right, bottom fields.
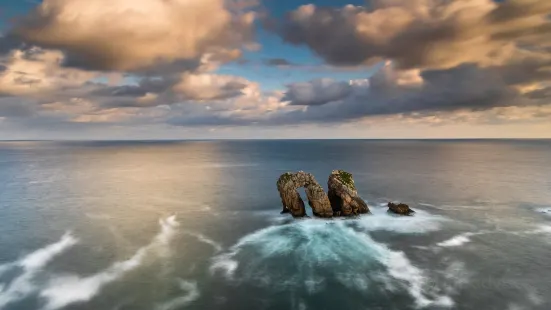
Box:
left=518, top=225, right=551, bottom=236
left=536, top=208, right=551, bottom=216
left=210, top=253, right=239, bottom=279
left=154, top=280, right=200, bottom=310
left=40, top=216, right=179, bottom=310
left=0, top=233, right=78, bottom=310
left=437, top=233, right=476, bottom=247
left=184, top=232, right=223, bottom=252
left=534, top=225, right=551, bottom=234
left=20, top=233, right=78, bottom=270
left=383, top=251, right=453, bottom=308
left=352, top=206, right=449, bottom=234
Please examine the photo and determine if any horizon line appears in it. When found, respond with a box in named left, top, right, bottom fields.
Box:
left=1, top=138, right=550, bottom=142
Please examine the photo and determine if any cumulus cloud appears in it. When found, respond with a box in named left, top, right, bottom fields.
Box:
left=11, top=0, right=256, bottom=71
left=167, top=82, right=287, bottom=126
left=0, top=48, right=98, bottom=96
left=173, top=73, right=249, bottom=101
left=282, top=78, right=352, bottom=106
left=271, top=62, right=520, bottom=123
left=279, top=0, right=551, bottom=70
left=0, top=0, right=550, bottom=137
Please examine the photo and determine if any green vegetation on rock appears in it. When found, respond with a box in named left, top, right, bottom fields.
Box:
left=336, top=170, right=356, bottom=190
left=278, top=172, right=293, bottom=185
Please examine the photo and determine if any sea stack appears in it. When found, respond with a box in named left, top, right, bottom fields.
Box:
left=388, top=202, right=415, bottom=215
left=327, top=170, right=369, bottom=216
left=276, top=171, right=334, bottom=218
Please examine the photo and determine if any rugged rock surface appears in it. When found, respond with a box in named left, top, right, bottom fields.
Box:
left=327, top=170, right=369, bottom=216
left=388, top=202, right=415, bottom=215
left=277, top=171, right=334, bottom=218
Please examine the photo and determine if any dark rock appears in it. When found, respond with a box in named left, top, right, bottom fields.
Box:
left=277, top=171, right=333, bottom=218
left=388, top=202, right=415, bottom=216
left=327, top=170, right=369, bottom=216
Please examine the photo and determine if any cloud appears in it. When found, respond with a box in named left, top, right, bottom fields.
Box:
left=0, top=98, right=36, bottom=118
left=264, top=58, right=295, bottom=66
left=166, top=58, right=551, bottom=128
left=11, top=0, right=256, bottom=71
left=0, top=0, right=550, bottom=137
left=282, top=78, right=352, bottom=106
left=271, top=62, right=521, bottom=124
left=278, top=0, right=551, bottom=70
left=173, top=73, right=249, bottom=101
left=167, top=85, right=287, bottom=127
left=0, top=48, right=98, bottom=96
left=525, top=87, right=551, bottom=99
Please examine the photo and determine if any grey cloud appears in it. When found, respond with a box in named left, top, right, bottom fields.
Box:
left=278, top=1, right=551, bottom=70
left=0, top=35, right=23, bottom=55
left=489, top=54, right=551, bottom=86
left=281, top=6, right=369, bottom=67
left=168, top=114, right=253, bottom=127
left=525, top=87, right=551, bottom=100
left=282, top=78, right=352, bottom=106
left=0, top=98, right=36, bottom=118
left=90, top=85, right=149, bottom=98
left=169, top=63, right=532, bottom=127
left=265, top=58, right=295, bottom=66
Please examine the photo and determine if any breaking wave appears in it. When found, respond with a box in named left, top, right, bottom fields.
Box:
left=0, top=233, right=78, bottom=309
left=351, top=203, right=449, bottom=234
left=40, top=216, right=180, bottom=310
left=0, top=216, right=180, bottom=310
left=210, top=212, right=457, bottom=308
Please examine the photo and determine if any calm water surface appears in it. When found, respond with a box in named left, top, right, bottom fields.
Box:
left=0, top=140, right=550, bottom=310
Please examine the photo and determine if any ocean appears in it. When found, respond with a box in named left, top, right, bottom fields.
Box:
left=0, top=140, right=550, bottom=310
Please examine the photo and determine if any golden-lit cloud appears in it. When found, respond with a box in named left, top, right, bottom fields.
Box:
left=13, top=0, right=256, bottom=71
left=0, top=0, right=550, bottom=138
left=173, top=73, right=249, bottom=101
left=0, top=49, right=98, bottom=96
left=280, top=0, right=551, bottom=69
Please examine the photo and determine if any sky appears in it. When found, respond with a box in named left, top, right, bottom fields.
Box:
left=0, top=0, right=550, bottom=139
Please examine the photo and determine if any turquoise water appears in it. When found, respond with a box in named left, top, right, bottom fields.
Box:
left=0, top=140, right=550, bottom=310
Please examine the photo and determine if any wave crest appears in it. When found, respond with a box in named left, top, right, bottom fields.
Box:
left=211, top=217, right=456, bottom=308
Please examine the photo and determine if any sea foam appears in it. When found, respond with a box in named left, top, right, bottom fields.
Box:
left=437, top=232, right=477, bottom=247
left=40, top=216, right=180, bottom=310
left=352, top=205, right=449, bottom=234
left=154, top=279, right=200, bottom=310
left=0, top=233, right=78, bottom=309
left=210, top=214, right=456, bottom=308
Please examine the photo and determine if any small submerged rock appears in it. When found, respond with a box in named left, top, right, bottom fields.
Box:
left=388, top=202, right=415, bottom=216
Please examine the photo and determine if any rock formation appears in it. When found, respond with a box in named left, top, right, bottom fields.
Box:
left=388, top=202, right=415, bottom=215
left=277, top=171, right=334, bottom=218
left=327, top=170, right=369, bottom=216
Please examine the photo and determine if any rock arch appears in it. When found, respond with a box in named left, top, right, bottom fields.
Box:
left=277, top=171, right=333, bottom=218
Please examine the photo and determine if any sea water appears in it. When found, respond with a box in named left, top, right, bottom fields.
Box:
left=0, top=140, right=550, bottom=310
